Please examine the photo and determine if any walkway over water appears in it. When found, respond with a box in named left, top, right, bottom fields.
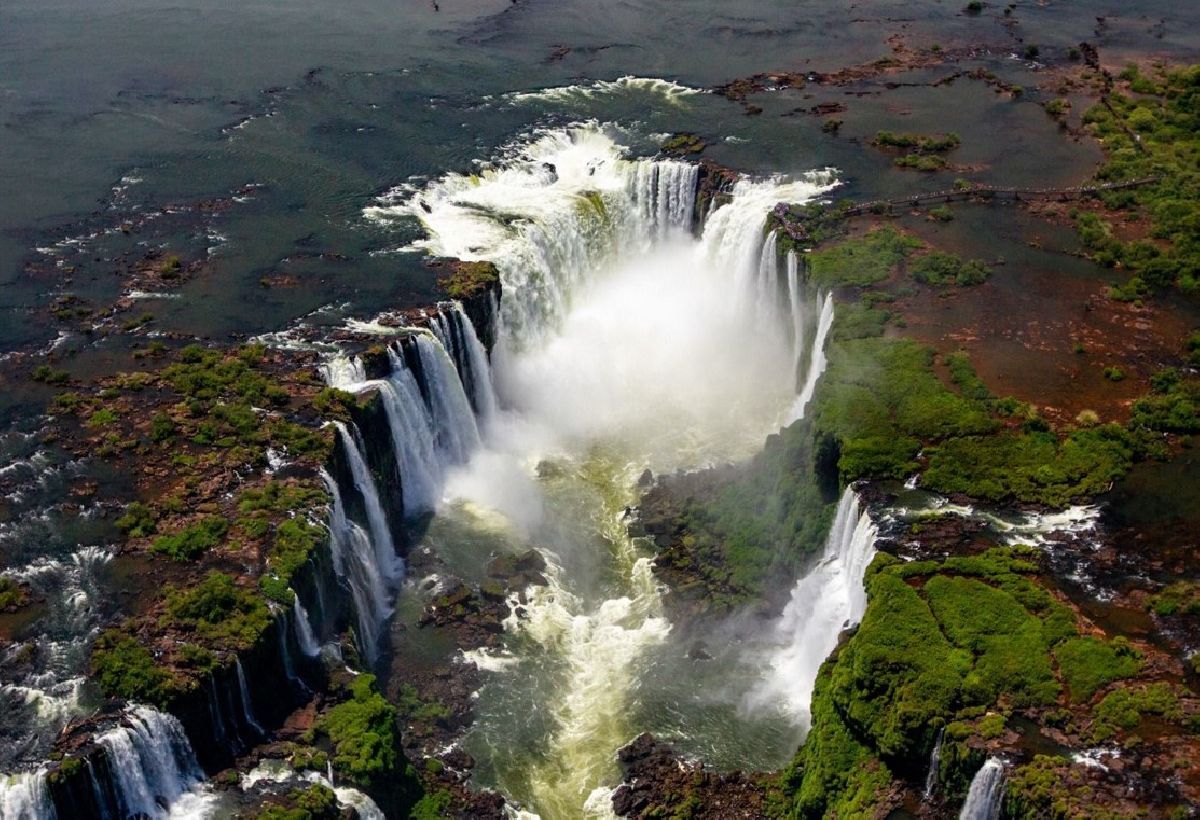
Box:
left=840, top=176, right=1158, bottom=216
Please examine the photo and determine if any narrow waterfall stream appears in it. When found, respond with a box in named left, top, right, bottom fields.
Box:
left=355, top=124, right=847, bottom=817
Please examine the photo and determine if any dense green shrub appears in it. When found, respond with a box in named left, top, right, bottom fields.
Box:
left=910, top=252, right=991, bottom=286
left=90, top=632, right=177, bottom=705
left=316, top=674, right=398, bottom=789
left=806, top=227, right=922, bottom=287
left=115, top=501, right=158, bottom=538
left=163, top=572, right=271, bottom=647
left=151, top=516, right=229, bottom=561
left=1053, top=637, right=1141, bottom=702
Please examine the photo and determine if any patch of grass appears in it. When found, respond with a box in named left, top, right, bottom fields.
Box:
left=1129, top=375, right=1200, bottom=433
left=32, top=365, right=70, bottom=385
left=874, top=131, right=961, bottom=152
left=1148, top=581, right=1200, bottom=616
left=115, top=501, right=158, bottom=538
left=1077, top=65, right=1200, bottom=295
left=150, top=516, right=229, bottom=561
left=1053, top=636, right=1141, bottom=703
left=805, top=227, right=922, bottom=288
left=1091, top=683, right=1181, bottom=741
left=439, top=260, right=499, bottom=300
left=315, top=674, right=398, bottom=789
left=90, top=632, right=179, bottom=705
left=910, top=252, right=991, bottom=286
left=921, top=425, right=1135, bottom=507
left=0, top=577, right=28, bottom=610
left=162, top=571, right=271, bottom=649
left=894, top=153, right=949, bottom=172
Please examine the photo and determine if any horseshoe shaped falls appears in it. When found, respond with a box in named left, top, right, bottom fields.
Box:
left=3, top=2, right=1200, bottom=819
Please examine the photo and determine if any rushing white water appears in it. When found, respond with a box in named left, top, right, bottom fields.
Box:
left=0, top=770, right=55, bottom=820
left=744, top=488, right=877, bottom=726
left=234, top=659, right=266, bottom=737
left=96, top=705, right=213, bottom=819
left=503, top=76, right=705, bottom=107
left=413, top=333, right=482, bottom=464
left=786, top=291, right=834, bottom=424
left=959, top=758, right=1005, bottom=820
left=292, top=593, right=322, bottom=657
left=0, top=545, right=112, bottom=777
left=432, top=302, right=499, bottom=425
left=241, top=758, right=384, bottom=819
left=321, top=466, right=394, bottom=665
left=924, top=726, right=946, bottom=799
left=334, top=422, right=401, bottom=586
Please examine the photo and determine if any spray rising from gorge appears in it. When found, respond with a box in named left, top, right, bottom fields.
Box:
left=345, top=124, right=853, bottom=816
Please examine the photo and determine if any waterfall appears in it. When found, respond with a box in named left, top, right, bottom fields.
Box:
left=369, top=125, right=826, bottom=349
left=412, top=334, right=481, bottom=464
left=333, top=423, right=400, bottom=585
left=630, top=159, right=699, bottom=241
left=275, top=610, right=306, bottom=692
left=321, top=467, right=393, bottom=664
left=754, top=230, right=781, bottom=321
left=924, top=726, right=946, bottom=799
left=292, top=593, right=322, bottom=657
left=744, top=487, right=877, bottom=726
left=235, top=659, right=267, bottom=738
left=432, top=303, right=499, bottom=424
left=959, top=758, right=1005, bottom=820
left=377, top=360, right=442, bottom=514
left=786, top=292, right=834, bottom=424
left=0, top=770, right=55, bottom=820
left=96, top=705, right=207, bottom=819
left=321, top=354, right=366, bottom=388
left=206, top=672, right=234, bottom=752
left=786, top=250, right=805, bottom=380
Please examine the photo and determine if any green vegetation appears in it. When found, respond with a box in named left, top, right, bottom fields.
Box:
left=409, top=789, right=453, bottom=820
left=394, top=684, right=452, bottom=723
left=0, top=577, right=29, bottom=610
left=162, top=572, right=271, bottom=648
left=115, top=501, right=158, bottom=538
left=1078, top=64, right=1200, bottom=295
left=921, top=425, right=1135, bottom=507
left=1005, top=756, right=1128, bottom=819
left=777, top=547, right=1102, bottom=817
left=929, top=205, right=955, bottom=222
left=150, top=516, right=229, bottom=561
left=909, top=252, right=990, bottom=286
left=660, top=133, right=705, bottom=155
left=1130, top=372, right=1200, bottom=432
left=805, top=227, right=922, bottom=287
left=873, top=131, right=961, bottom=152
left=314, top=674, right=398, bottom=789
left=965, top=1, right=983, bottom=13
left=1053, top=637, right=1141, bottom=702
left=91, top=632, right=178, bottom=705
left=1091, top=683, right=1181, bottom=741
left=1148, top=581, right=1200, bottom=616
left=87, top=408, right=118, bottom=428
left=439, top=260, right=499, bottom=300
left=894, top=154, right=948, bottom=171
left=31, top=365, right=70, bottom=385
left=249, top=784, right=341, bottom=820
left=1102, top=365, right=1126, bottom=382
